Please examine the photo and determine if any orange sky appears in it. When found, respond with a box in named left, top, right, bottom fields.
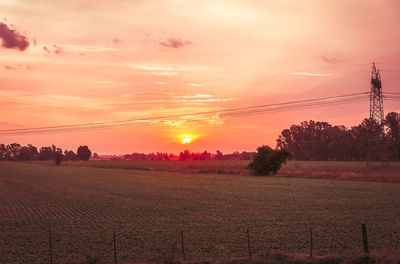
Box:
left=1, top=0, right=400, bottom=154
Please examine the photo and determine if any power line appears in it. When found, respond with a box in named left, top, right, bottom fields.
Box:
left=0, top=92, right=369, bottom=136
left=384, top=92, right=400, bottom=95
left=0, top=97, right=368, bottom=136
left=222, top=96, right=368, bottom=119
left=0, top=92, right=368, bottom=132
left=0, top=92, right=368, bottom=133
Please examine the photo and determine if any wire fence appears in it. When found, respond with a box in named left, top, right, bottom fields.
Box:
left=0, top=221, right=398, bottom=263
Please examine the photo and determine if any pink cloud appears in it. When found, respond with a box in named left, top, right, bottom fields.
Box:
left=54, top=45, right=63, bottom=55
left=43, top=46, right=50, bottom=54
left=42, top=45, right=64, bottom=55
left=160, top=37, right=192, bottom=49
left=3, top=64, right=33, bottom=70
left=112, top=38, right=121, bottom=45
left=0, top=22, right=30, bottom=51
left=321, top=55, right=344, bottom=64
left=4, top=65, right=17, bottom=70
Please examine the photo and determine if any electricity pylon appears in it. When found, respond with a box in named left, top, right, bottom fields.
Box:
left=369, top=62, right=384, bottom=122
left=366, top=62, right=388, bottom=164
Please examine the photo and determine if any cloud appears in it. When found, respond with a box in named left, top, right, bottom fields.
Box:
left=0, top=22, right=30, bottom=51
left=3, top=64, right=33, bottom=70
left=64, top=44, right=117, bottom=52
left=43, top=46, right=50, bottom=54
left=133, top=65, right=173, bottom=71
left=54, top=44, right=63, bottom=55
left=176, top=94, right=212, bottom=99
left=188, top=83, right=202, bottom=87
left=0, top=121, right=22, bottom=128
left=3, top=65, right=17, bottom=70
left=321, top=55, right=344, bottom=64
left=160, top=37, right=192, bottom=49
left=289, top=72, right=334, bottom=77
left=42, top=45, right=64, bottom=55
left=112, top=38, right=121, bottom=45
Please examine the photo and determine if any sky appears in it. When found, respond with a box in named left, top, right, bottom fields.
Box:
left=1, top=0, right=400, bottom=154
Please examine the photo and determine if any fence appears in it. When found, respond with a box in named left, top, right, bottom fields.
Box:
left=1, top=221, right=398, bottom=264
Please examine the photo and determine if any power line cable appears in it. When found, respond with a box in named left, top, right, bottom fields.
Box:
left=0, top=92, right=370, bottom=136
left=0, top=97, right=368, bottom=136
left=0, top=92, right=368, bottom=133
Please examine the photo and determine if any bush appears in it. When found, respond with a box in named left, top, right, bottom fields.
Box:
left=77, top=146, right=92, bottom=161
left=54, top=152, right=63, bottom=166
left=247, top=145, right=291, bottom=176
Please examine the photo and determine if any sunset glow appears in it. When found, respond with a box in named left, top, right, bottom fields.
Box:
left=182, top=137, right=191, bottom=144
left=1, top=0, right=400, bottom=154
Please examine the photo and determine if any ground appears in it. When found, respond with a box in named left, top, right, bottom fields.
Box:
left=0, top=161, right=399, bottom=263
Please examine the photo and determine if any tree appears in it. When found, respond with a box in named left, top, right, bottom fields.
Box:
left=0, top=144, right=6, bottom=160
left=248, top=145, right=291, bottom=176
left=350, top=118, right=385, bottom=160
left=77, top=146, right=92, bottom=161
left=54, top=152, right=63, bottom=165
left=64, top=150, right=78, bottom=161
left=179, top=150, right=191, bottom=161
left=39, top=145, right=62, bottom=160
left=6, top=143, right=22, bottom=160
left=215, top=150, right=223, bottom=160
left=18, top=144, right=39, bottom=160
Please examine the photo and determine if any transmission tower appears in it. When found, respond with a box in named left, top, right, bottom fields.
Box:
left=369, top=62, right=384, bottom=122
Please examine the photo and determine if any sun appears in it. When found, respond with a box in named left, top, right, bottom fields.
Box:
left=182, top=136, right=191, bottom=144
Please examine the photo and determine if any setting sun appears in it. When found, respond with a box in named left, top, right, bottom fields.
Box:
left=182, top=137, right=191, bottom=144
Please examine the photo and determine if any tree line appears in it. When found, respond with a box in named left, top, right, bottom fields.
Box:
left=276, top=112, right=400, bottom=161
left=0, top=144, right=92, bottom=162
left=123, top=150, right=255, bottom=161
left=2, top=112, right=399, bottom=162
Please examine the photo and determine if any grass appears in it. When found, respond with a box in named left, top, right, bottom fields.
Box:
left=61, top=159, right=251, bottom=174
left=0, top=161, right=399, bottom=263
left=56, top=159, right=400, bottom=183
left=279, top=161, right=400, bottom=183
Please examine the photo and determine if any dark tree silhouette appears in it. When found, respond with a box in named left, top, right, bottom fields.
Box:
left=385, top=112, right=400, bottom=160
left=1, top=112, right=400, bottom=162
left=179, top=150, right=191, bottom=161
left=0, top=144, right=6, bottom=160
left=6, top=143, right=22, bottom=160
left=39, top=145, right=62, bottom=160
left=276, top=118, right=392, bottom=161
left=18, top=144, right=38, bottom=160
left=248, top=145, right=291, bottom=176
left=64, top=150, right=78, bottom=161
left=54, top=152, right=63, bottom=165
left=77, top=146, right=92, bottom=161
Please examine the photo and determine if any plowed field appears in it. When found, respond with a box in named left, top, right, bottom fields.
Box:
left=0, top=162, right=399, bottom=263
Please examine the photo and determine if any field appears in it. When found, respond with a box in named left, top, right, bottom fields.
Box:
left=0, top=161, right=400, bottom=263
left=60, top=159, right=400, bottom=183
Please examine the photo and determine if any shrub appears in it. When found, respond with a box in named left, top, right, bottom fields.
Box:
left=54, top=152, right=63, bottom=166
left=77, top=146, right=92, bottom=161
left=247, top=145, right=291, bottom=176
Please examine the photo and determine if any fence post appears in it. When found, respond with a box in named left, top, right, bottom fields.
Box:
left=113, top=231, right=117, bottom=264
left=309, top=227, right=313, bottom=258
left=181, top=230, right=185, bottom=261
left=49, top=229, right=53, bottom=264
left=362, top=224, right=369, bottom=255
left=247, top=229, right=252, bottom=259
